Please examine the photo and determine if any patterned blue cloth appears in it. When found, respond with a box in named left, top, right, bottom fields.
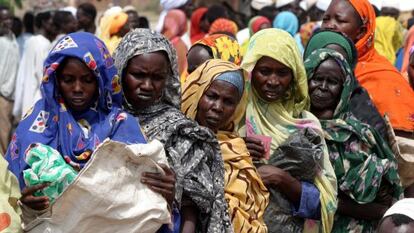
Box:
left=6, top=32, right=146, bottom=189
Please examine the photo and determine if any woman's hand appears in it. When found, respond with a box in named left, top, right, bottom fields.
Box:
left=257, top=165, right=288, bottom=186
left=243, top=136, right=265, bottom=159
left=141, top=164, right=176, bottom=206
left=20, top=183, right=50, bottom=210
left=258, top=165, right=302, bottom=205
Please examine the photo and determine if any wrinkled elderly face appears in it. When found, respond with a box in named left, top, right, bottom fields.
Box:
left=122, top=51, right=170, bottom=110
left=252, top=56, right=293, bottom=102
left=309, top=58, right=344, bottom=116
left=196, top=79, right=241, bottom=132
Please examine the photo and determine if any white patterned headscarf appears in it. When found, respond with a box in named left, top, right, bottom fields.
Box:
left=113, top=28, right=181, bottom=110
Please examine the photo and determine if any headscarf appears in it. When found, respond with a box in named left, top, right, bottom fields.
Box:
left=109, top=12, right=128, bottom=36
left=182, top=59, right=269, bottom=233
left=97, top=8, right=128, bottom=54
left=273, top=11, right=299, bottom=37
left=299, top=22, right=317, bottom=47
left=374, top=16, right=403, bottom=65
left=248, top=16, right=271, bottom=36
left=190, top=7, right=208, bottom=44
left=348, top=0, right=414, bottom=132
left=272, top=11, right=305, bottom=53
left=192, top=34, right=241, bottom=65
left=241, top=28, right=337, bottom=233
left=114, top=29, right=181, bottom=109
left=305, top=48, right=403, bottom=232
left=384, top=198, right=414, bottom=220
left=304, top=30, right=357, bottom=69
left=155, top=0, right=189, bottom=32
left=303, top=30, right=390, bottom=140
left=401, top=25, right=414, bottom=73
left=113, top=29, right=233, bottom=233
left=162, top=9, right=188, bottom=42
left=208, top=18, right=239, bottom=37
left=6, top=32, right=146, bottom=189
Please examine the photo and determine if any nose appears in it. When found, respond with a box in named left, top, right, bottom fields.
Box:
left=266, top=75, right=280, bottom=88
left=320, top=79, right=328, bottom=90
left=140, top=78, right=153, bottom=91
left=211, top=99, right=224, bottom=113
left=322, top=19, right=336, bottom=31
left=73, top=80, right=83, bottom=93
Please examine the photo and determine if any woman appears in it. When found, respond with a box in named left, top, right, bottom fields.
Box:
left=5, top=32, right=175, bottom=222
left=162, top=9, right=188, bottom=75
left=181, top=59, right=269, bottom=233
left=321, top=0, right=414, bottom=135
left=304, top=30, right=389, bottom=141
left=273, top=11, right=304, bottom=54
left=240, top=16, right=271, bottom=56
left=304, top=48, right=403, bottom=232
left=190, top=7, right=208, bottom=44
left=186, top=34, right=241, bottom=76
left=374, top=16, right=403, bottom=65
left=98, top=7, right=129, bottom=54
left=240, top=28, right=337, bottom=233
left=113, top=29, right=232, bottom=233
left=208, top=18, right=238, bottom=38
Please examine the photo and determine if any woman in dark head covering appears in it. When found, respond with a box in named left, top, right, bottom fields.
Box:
left=114, top=29, right=232, bottom=233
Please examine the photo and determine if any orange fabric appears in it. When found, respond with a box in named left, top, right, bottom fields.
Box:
left=209, top=18, right=238, bottom=37
left=190, top=7, right=208, bottom=44
left=109, top=12, right=128, bottom=36
left=401, top=26, right=414, bottom=73
left=349, top=0, right=414, bottom=132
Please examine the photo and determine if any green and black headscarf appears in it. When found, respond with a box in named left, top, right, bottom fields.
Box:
left=305, top=48, right=403, bottom=233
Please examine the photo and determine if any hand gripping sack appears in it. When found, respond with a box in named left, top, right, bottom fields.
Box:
left=23, top=139, right=171, bottom=233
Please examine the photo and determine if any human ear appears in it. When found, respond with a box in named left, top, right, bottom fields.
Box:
left=355, top=25, right=367, bottom=41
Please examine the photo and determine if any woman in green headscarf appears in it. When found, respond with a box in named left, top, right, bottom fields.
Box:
left=304, top=48, right=403, bottom=233
left=240, top=28, right=337, bottom=233
left=303, top=30, right=389, bottom=142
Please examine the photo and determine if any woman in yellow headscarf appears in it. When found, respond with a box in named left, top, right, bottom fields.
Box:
left=374, top=16, right=403, bottom=65
left=97, top=7, right=129, bottom=54
left=240, top=28, right=337, bottom=233
left=182, top=59, right=269, bottom=233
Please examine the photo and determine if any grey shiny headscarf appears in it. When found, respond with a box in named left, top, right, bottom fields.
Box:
left=114, top=28, right=181, bottom=109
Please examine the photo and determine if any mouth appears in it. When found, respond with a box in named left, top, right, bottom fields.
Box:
left=136, top=93, right=153, bottom=101
left=70, top=98, right=86, bottom=105
left=205, top=116, right=220, bottom=128
left=263, top=90, right=282, bottom=100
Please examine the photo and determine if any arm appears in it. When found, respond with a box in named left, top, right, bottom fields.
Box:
left=180, top=195, right=198, bottom=233
left=337, top=191, right=388, bottom=220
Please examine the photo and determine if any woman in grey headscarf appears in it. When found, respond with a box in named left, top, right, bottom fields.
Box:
left=113, top=29, right=232, bottom=233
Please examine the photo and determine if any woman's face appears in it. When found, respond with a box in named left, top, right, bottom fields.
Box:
left=186, top=45, right=212, bottom=74
left=123, top=51, right=169, bottom=110
left=309, top=59, right=344, bottom=113
left=57, top=58, right=97, bottom=112
left=196, top=79, right=240, bottom=132
left=321, top=0, right=365, bottom=43
left=252, top=56, right=293, bottom=102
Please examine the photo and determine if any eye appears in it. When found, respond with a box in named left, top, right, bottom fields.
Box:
left=60, top=75, right=74, bottom=83
left=259, top=68, right=272, bottom=76
left=276, top=68, right=291, bottom=77
left=83, top=75, right=95, bottom=84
